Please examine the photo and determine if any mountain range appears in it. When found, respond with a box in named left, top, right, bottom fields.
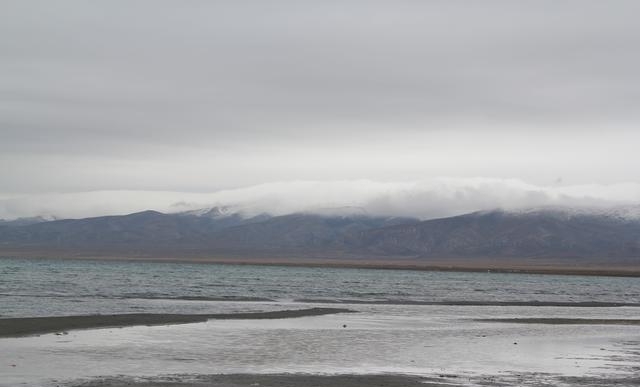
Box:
left=1, top=206, right=639, bottom=271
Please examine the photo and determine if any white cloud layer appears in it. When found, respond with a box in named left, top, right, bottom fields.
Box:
left=2, top=178, right=640, bottom=220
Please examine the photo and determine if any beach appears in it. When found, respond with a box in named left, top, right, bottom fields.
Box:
left=3, top=302, right=640, bottom=387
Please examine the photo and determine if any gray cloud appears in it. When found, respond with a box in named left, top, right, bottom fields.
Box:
left=1, top=1, right=640, bottom=199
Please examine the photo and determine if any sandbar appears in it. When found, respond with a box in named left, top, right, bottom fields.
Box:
left=0, top=307, right=353, bottom=338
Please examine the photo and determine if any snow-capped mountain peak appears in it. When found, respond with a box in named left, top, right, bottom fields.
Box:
left=506, top=205, right=640, bottom=222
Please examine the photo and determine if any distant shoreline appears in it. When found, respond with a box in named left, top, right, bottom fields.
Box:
left=1, top=251, right=640, bottom=277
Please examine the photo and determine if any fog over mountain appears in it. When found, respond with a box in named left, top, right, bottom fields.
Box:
left=1, top=178, right=640, bottom=221
left=2, top=1, right=640, bottom=240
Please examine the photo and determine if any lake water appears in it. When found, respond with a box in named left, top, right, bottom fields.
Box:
left=2, top=257, right=640, bottom=317
left=1, top=257, right=640, bottom=386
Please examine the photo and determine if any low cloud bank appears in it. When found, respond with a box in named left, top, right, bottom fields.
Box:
left=1, top=178, right=640, bottom=220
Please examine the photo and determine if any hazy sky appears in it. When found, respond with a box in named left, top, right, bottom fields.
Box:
left=2, top=1, right=640, bottom=218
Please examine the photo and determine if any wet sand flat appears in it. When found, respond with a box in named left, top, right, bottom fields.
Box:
left=477, top=318, right=640, bottom=325
left=0, top=307, right=353, bottom=338
left=295, top=299, right=640, bottom=307
left=65, top=373, right=640, bottom=387
left=68, top=374, right=453, bottom=387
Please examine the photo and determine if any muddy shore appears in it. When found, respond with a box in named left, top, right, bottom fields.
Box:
left=66, top=373, right=640, bottom=387
left=69, top=374, right=444, bottom=387
left=0, top=307, right=353, bottom=338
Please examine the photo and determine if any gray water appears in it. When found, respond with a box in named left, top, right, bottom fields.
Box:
left=2, top=257, right=640, bottom=387
left=1, top=257, right=640, bottom=318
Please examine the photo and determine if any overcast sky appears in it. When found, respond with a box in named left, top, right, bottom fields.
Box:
left=2, top=1, right=640, bottom=219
